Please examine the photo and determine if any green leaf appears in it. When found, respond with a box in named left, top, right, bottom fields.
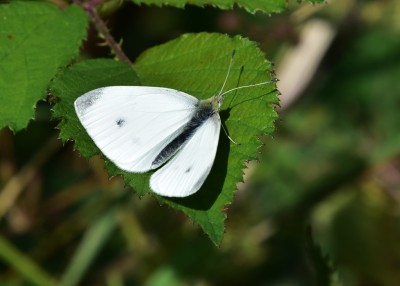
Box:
left=131, top=0, right=287, bottom=14
left=0, top=2, right=87, bottom=132
left=132, top=33, right=278, bottom=244
left=52, top=33, right=278, bottom=245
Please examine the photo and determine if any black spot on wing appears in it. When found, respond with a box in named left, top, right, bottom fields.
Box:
left=116, top=118, right=125, bottom=127
left=185, top=167, right=192, bottom=173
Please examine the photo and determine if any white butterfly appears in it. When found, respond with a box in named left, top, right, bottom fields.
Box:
left=74, top=53, right=273, bottom=197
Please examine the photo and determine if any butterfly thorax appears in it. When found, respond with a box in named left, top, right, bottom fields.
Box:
left=201, top=95, right=222, bottom=113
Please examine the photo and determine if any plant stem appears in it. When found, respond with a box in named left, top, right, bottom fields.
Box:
left=77, top=0, right=132, bottom=65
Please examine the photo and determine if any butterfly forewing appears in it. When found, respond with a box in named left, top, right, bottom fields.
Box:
left=74, top=86, right=199, bottom=172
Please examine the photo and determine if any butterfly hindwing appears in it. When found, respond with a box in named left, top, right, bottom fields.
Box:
left=150, top=114, right=221, bottom=197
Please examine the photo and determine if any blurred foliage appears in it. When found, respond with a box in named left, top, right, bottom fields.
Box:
left=1, top=0, right=400, bottom=285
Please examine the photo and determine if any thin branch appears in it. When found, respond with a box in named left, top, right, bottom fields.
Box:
left=77, top=0, right=132, bottom=65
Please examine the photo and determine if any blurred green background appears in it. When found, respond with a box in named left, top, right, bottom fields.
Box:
left=1, top=0, right=400, bottom=285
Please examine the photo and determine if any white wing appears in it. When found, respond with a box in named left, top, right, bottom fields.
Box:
left=74, top=86, right=198, bottom=172
left=150, top=114, right=221, bottom=197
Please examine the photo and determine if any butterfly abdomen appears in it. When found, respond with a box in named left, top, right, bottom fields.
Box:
left=151, top=100, right=217, bottom=168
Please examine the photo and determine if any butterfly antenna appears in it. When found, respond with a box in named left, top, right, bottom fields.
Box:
left=217, top=50, right=236, bottom=97
left=218, top=79, right=276, bottom=98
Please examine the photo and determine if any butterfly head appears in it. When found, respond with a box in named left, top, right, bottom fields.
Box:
left=201, top=95, right=222, bottom=114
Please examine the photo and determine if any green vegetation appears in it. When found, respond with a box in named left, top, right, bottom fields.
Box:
left=1, top=0, right=399, bottom=285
